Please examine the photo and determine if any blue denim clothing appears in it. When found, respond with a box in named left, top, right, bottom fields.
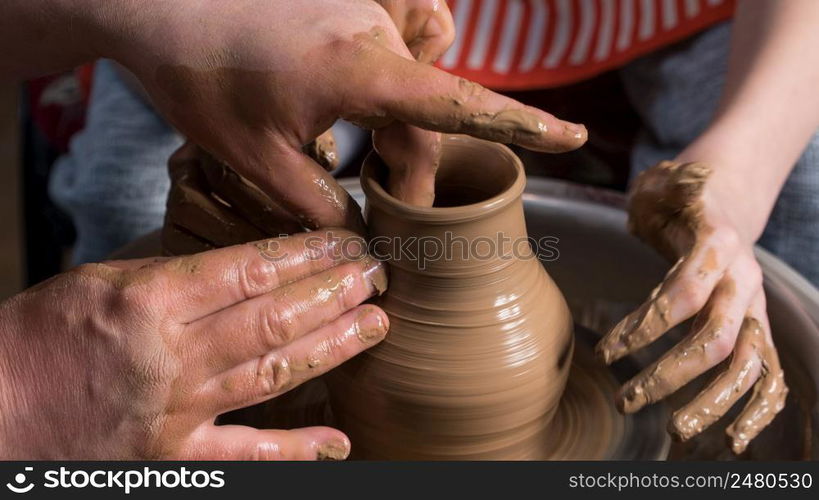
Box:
left=49, top=60, right=182, bottom=264
left=620, top=22, right=819, bottom=286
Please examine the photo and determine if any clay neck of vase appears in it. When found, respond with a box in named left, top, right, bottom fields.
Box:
left=361, top=135, right=531, bottom=277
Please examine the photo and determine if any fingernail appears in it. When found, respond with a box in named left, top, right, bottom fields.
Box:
left=595, top=339, right=625, bottom=365
left=669, top=411, right=697, bottom=442
left=563, top=123, right=587, bottom=140
left=729, top=435, right=748, bottom=455
left=361, top=256, right=389, bottom=296
left=317, top=439, right=350, bottom=460
left=356, top=306, right=389, bottom=343
left=617, top=383, right=647, bottom=414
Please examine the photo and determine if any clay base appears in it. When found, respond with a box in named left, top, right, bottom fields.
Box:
left=544, top=326, right=670, bottom=459
left=220, top=326, right=670, bottom=460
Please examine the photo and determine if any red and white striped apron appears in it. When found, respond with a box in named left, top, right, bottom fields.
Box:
left=436, top=0, right=736, bottom=89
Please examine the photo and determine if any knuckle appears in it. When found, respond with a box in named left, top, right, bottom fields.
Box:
left=238, top=257, right=279, bottom=299
left=257, top=354, right=293, bottom=396
left=437, top=19, right=456, bottom=46
left=249, top=441, right=284, bottom=461
left=454, top=77, right=486, bottom=106
left=710, top=228, right=741, bottom=253
left=708, top=329, right=736, bottom=361
left=111, top=274, right=166, bottom=320
left=259, top=305, right=296, bottom=349
left=674, top=276, right=710, bottom=313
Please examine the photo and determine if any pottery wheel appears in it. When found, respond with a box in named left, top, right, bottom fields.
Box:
left=544, top=325, right=669, bottom=459
left=222, top=324, right=671, bottom=460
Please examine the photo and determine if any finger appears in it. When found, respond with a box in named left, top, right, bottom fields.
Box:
left=198, top=153, right=303, bottom=236
left=669, top=316, right=764, bottom=442
left=726, top=295, right=788, bottom=454
left=182, top=425, right=350, bottom=460
left=373, top=123, right=440, bottom=206
left=160, top=230, right=367, bottom=321
left=408, top=0, right=456, bottom=63
left=200, top=304, right=388, bottom=414
left=165, top=142, right=232, bottom=251
left=596, top=239, right=734, bottom=364
left=303, top=128, right=340, bottom=171
left=187, top=258, right=388, bottom=371
left=242, top=143, right=366, bottom=232
left=168, top=140, right=203, bottom=182
left=378, top=0, right=456, bottom=63
left=166, top=160, right=270, bottom=246
left=364, top=49, right=587, bottom=153
left=617, top=270, right=757, bottom=413
left=102, top=255, right=173, bottom=271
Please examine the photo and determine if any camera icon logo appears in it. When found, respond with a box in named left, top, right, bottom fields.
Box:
left=6, top=467, right=35, bottom=494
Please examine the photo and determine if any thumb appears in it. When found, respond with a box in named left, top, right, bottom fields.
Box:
left=377, top=0, right=457, bottom=64
left=236, top=141, right=366, bottom=234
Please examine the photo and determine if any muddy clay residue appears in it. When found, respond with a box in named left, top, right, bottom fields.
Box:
left=724, top=318, right=788, bottom=454
left=596, top=282, right=671, bottom=365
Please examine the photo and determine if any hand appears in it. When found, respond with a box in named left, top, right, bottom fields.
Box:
left=0, top=231, right=388, bottom=459
left=112, top=0, right=586, bottom=223
left=375, top=0, right=455, bottom=65
left=162, top=142, right=306, bottom=255
left=596, top=161, right=788, bottom=454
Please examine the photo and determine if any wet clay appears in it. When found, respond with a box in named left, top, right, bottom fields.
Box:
left=723, top=318, right=788, bottom=454
left=326, top=136, right=576, bottom=459
left=626, top=160, right=712, bottom=261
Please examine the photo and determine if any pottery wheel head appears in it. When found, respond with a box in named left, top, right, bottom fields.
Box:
left=223, top=325, right=670, bottom=460
left=547, top=326, right=670, bottom=460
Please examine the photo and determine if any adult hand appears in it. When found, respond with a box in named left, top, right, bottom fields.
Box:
left=596, top=161, right=788, bottom=454
left=372, top=0, right=456, bottom=206
left=0, top=231, right=388, bottom=459
left=114, top=0, right=586, bottom=224
left=375, top=0, right=455, bottom=64
left=162, top=142, right=305, bottom=256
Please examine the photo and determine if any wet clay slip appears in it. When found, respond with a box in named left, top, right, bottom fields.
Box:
left=326, top=136, right=575, bottom=459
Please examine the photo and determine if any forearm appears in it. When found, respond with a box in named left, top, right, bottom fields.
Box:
left=0, top=0, right=169, bottom=79
left=677, top=0, right=819, bottom=241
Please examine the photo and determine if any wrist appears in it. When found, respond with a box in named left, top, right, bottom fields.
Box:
left=674, top=128, right=780, bottom=244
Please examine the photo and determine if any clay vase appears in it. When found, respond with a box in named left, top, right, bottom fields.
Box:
left=327, top=135, right=574, bottom=460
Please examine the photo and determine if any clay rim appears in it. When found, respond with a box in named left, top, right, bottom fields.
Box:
left=361, top=135, right=526, bottom=224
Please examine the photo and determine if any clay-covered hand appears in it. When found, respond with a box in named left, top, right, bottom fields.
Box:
left=162, top=142, right=307, bottom=255
left=114, top=0, right=586, bottom=223
left=595, top=161, right=788, bottom=454
left=0, top=231, right=388, bottom=459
